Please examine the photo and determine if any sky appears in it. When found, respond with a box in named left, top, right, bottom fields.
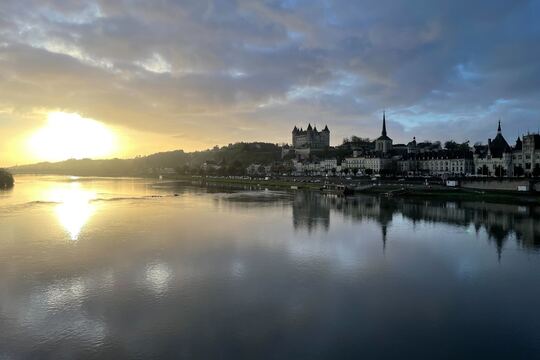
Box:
left=1, top=0, right=540, bottom=166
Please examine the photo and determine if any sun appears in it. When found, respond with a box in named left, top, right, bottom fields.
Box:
left=28, top=112, right=117, bottom=162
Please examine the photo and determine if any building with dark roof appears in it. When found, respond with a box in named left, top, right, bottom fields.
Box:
left=397, top=150, right=474, bottom=176
left=375, top=111, right=393, bottom=153
left=473, top=121, right=513, bottom=176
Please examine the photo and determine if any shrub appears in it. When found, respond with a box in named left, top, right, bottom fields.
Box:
left=0, top=169, right=14, bottom=188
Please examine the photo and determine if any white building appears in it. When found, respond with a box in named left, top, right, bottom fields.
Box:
left=417, top=153, right=474, bottom=176
left=343, top=156, right=394, bottom=174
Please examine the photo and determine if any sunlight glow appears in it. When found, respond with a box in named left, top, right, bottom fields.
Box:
left=28, top=112, right=117, bottom=162
left=47, top=183, right=96, bottom=240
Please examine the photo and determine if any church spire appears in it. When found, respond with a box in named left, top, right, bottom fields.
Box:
left=382, top=224, right=388, bottom=254
left=382, top=111, right=387, bottom=137
left=497, top=119, right=501, bottom=134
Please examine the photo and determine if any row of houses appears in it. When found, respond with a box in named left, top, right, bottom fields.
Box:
left=274, top=118, right=540, bottom=177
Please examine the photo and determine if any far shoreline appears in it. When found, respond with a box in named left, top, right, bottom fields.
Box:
left=9, top=173, right=540, bottom=206
left=163, top=174, right=540, bottom=206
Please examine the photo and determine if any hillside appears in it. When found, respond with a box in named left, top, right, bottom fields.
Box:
left=9, top=143, right=282, bottom=177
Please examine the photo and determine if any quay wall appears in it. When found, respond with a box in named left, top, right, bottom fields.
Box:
left=461, top=179, right=536, bottom=192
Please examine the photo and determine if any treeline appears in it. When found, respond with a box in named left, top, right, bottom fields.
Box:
left=10, top=142, right=282, bottom=177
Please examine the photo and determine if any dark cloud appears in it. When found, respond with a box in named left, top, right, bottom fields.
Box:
left=0, top=0, right=539, bottom=155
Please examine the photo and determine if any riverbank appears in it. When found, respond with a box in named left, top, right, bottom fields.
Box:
left=357, top=185, right=540, bottom=205
left=165, top=175, right=540, bottom=205
left=166, top=175, right=323, bottom=191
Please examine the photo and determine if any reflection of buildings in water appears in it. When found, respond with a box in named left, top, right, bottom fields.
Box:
left=342, top=196, right=539, bottom=258
left=294, top=193, right=540, bottom=259
left=293, top=193, right=396, bottom=252
left=332, top=196, right=396, bottom=252
left=292, top=192, right=330, bottom=232
left=381, top=224, right=388, bottom=252
left=398, top=200, right=540, bottom=257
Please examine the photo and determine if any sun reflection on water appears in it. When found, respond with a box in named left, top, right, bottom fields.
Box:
left=47, top=183, right=96, bottom=240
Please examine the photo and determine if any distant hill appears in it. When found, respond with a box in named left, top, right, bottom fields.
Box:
left=10, top=142, right=282, bottom=177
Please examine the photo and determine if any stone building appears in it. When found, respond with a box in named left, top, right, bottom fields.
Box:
left=283, top=124, right=330, bottom=159
left=341, top=113, right=395, bottom=174
left=417, top=151, right=474, bottom=176
left=512, top=133, right=540, bottom=176
left=473, top=121, right=513, bottom=176
left=342, top=155, right=394, bottom=174
left=397, top=151, right=474, bottom=176
left=292, top=124, right=330, bottom=149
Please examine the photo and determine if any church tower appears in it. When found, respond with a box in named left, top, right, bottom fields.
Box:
left=375, top=111, right=393, bottom=154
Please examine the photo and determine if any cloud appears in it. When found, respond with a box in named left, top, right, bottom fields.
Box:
left=1, top=0, right=539, bottom=164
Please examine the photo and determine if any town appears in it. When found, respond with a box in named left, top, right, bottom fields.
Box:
left=242, top=113, right=540, bottom=180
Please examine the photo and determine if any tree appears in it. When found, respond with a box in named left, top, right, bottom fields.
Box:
left=271, top=163, right=286, bottom=175
left=228, top=160, right=244, bottom=176
left=445, top=140, right=470, bottom=152
left=176, top=164, right=191, bottom=175
left=458, top=141, right=470, bottom=152
left=0, top=169, right=14, bottom=189
left=533, top=165, right=540, bottom=178
left=444, top=140, right=459, bottom=150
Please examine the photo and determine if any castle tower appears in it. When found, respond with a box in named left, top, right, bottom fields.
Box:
left=291, top=124, right=330, bottom=150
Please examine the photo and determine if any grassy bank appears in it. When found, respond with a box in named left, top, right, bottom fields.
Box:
left=166, top=175, right=540, bottom=205
left=357, top=185, right=540, bottom=205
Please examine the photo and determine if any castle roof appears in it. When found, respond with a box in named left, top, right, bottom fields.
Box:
left=514, top=137, right=522, bottom=151
left=292, top=124, right=330, bottom=135
left=489, top=121, right=511, bottom=157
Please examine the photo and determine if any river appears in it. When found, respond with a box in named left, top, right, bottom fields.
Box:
left=0, top=175, right=539, bottom=359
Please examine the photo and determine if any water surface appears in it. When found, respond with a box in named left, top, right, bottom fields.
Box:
left=1, top=176, right=539, bottom=359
